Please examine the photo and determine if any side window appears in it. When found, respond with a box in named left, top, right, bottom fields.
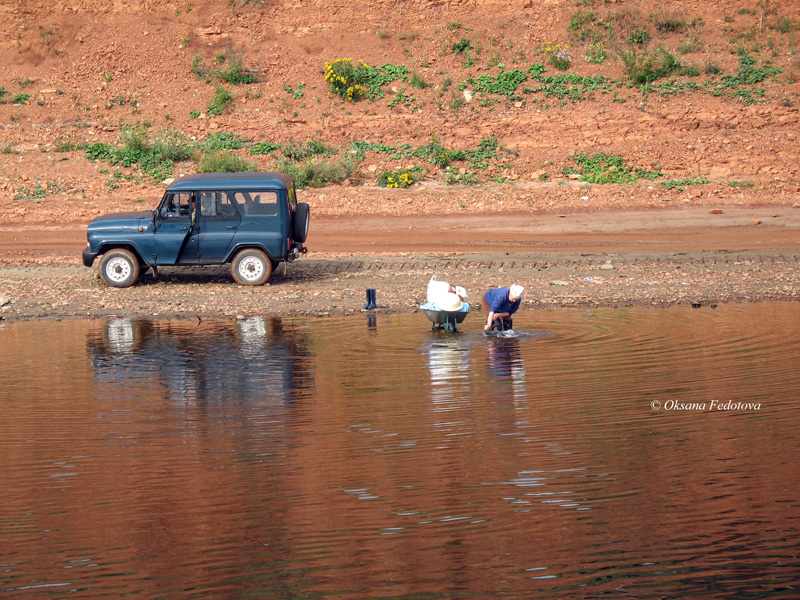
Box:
left=199, top=191, right=240, bottom=221
left=160, top=192, right=192, bottom=220
left=233, top=191, right=279, bottom=217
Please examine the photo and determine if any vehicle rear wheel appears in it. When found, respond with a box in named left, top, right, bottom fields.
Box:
left=99, top=249, right=140, bottom=288
left=292, top=202, right=310, bottom=243
left=231, top=248, right=273, bottom=286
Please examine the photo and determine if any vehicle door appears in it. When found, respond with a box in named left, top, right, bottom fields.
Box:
left=154, top=192, right=195, bottom=264
left=196, top=191, right=241, bottom=263
left=233, top=190, right=284, bottom=259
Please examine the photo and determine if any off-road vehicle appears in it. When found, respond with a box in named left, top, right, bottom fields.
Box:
left=83, top=172, right=309, bottom=287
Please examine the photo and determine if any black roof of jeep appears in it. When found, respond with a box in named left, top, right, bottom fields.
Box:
left=165, top=172, right=295, bottom=193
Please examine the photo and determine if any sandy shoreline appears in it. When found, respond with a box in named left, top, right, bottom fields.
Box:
left=1, top=248, right=798, bottom=322
left=1, top=206, right=798, bottom=322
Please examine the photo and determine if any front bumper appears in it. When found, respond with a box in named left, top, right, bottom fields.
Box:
left=82, top=249, right=98, bottom=267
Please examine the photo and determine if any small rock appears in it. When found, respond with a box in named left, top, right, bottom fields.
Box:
left=549, top=280, right=569, bottom=286
left=709, top=208, right=723, bottom=214
left=600, top=263, right=615, bottom=271
left=750, top=219, right=762, bottom=226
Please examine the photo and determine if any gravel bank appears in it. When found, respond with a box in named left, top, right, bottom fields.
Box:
left=1, top=250, right=798, bottom=322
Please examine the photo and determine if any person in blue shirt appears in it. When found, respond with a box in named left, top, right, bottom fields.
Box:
left=482, top=284, right=524, bottom=331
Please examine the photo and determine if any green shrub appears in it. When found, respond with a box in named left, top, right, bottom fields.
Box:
left=324, top=59, right=371, bottom=101
left=727, top=53, right=781, bottom=85
left=278, top=154, right=356, bottom=189
left=85, top=125, right=194, bottom=180
left=677, top=37, right=699, bottom=54
left=323, top=60, right=410, bottom=101
left=203, top=132, right=249, bottom=150
left=360, top=63, right=410, bottom=99
left=621, top=47, right=681, bottom=83
left=661, top=177, right=710, bottom=192
left=470, top=69, right=527, bottom=95
left=193, top=46, right=258, bottom=84
left=444, top=166, right=478, bottom=185
left=629, top=28, right=651, bottom=45
left=191, top=55, right=207, bottom=80
left=548, top=46, right=573, bottom=71
left=12, top=93, right=30, bottom=105
left=568, top=9, right=596, bottom=33
left=250, top=140, right=282, bottom=155
left=562, top=152, right=661, bottom=183
left=773, top=15, right=796, bottom=34
left=281, top=138, right=336, bottom=161
left=654, top=10, right=684, bottom=33
left=585, top=41, right=608, bottom=64
left=452, top=38, right=474, bottom=54
left=207, top=84, right=234, bottom=116
left=199, top=150, right=257, bottom=173
left=408, top=71, right=429, bottom=89
left=728, top=180, right=754, bottom=188
left=0, top=88, right=8, bottom=103
left=378, top=166, right=422, bottom=188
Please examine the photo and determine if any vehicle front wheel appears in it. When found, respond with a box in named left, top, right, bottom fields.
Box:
left=99, top=249, right=140, bottom=288
left=231, top=248, right=273, bottom=286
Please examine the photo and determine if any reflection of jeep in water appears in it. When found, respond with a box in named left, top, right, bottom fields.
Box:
left=83, top=172, right=309, bottom=287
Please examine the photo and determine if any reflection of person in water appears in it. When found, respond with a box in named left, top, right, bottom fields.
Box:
left=486, top=337, right=527, bottom=408
left=486, top=338, right=524, bottom=381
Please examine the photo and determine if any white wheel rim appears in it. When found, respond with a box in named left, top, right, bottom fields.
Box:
left=105, top=257, right=131, bottom=283
left=238, top=256, right=264, bottom=282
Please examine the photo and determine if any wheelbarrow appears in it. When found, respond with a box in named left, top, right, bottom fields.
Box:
left=420, top=301, right=470, bottom=333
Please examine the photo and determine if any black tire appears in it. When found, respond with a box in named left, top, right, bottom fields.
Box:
left=99, top=249, right=140, bottom=288
left=231, top=248, right=273, bottom=286
left=292, top=202, right=310, bottom=243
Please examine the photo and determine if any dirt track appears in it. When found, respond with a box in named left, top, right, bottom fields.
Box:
left=1, top=208, right=797, bottom=322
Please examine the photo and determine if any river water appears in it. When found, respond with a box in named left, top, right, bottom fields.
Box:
left=1, top=303, right=799, bottom=599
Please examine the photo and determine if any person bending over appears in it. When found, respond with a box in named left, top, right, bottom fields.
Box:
left=482, top=284, right=524, bottom=331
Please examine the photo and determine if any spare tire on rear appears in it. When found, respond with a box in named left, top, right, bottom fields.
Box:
left=292, top=202, right=310, bottom=243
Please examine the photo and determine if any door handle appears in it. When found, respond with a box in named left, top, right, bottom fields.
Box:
left=178, top=226, right=188, bottom=231
left=226, top=225, right=236, bottom=229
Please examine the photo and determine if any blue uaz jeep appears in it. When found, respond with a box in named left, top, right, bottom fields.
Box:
left=83, top=172, right=309, bottom=287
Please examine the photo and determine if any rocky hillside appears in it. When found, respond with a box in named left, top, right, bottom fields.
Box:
left=1, top=0, right=799, bottom=222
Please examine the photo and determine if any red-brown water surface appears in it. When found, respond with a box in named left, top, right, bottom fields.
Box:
left=1, top=304, right=799, bottom=598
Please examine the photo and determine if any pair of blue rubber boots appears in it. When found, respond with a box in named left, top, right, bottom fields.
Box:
left=363, top=288, right=377, bottom=310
